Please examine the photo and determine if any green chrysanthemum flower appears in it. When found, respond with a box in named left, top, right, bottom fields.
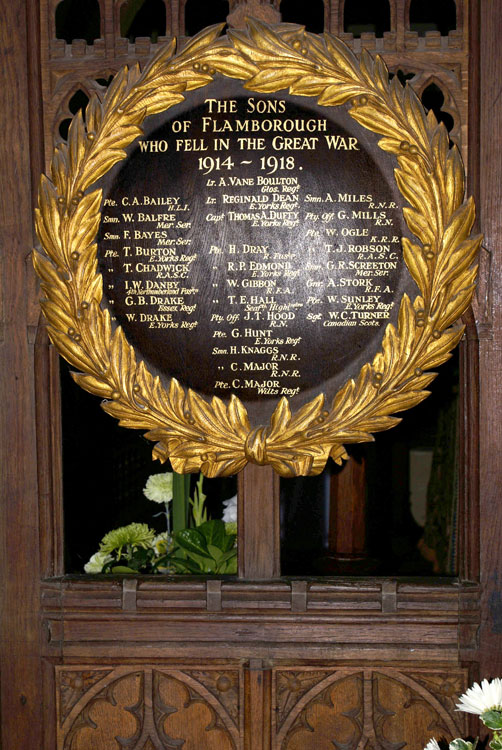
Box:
left=100, top=522, right=155, bottom=558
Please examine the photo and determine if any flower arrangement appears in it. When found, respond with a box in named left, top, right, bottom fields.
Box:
left=424, top=678, right=502, bottom=750
left=84, top=472, right=237, bottom=575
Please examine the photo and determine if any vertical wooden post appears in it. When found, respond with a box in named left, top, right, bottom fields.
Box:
left=317, top=454, right=375, bottom=575
left=244, top=660, right=272, bottom=750
left=238, top=464, right=280, bottom=579
left=329, top=454, right=367, bottom=557
left=0, top=0, right=44, bottom=746
left=477, top=0, right=502, bottom=679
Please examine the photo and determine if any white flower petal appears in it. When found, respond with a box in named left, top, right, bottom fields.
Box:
left=84, top=550, right=112, bottom=573
left=456, top=678, right=502, bottom=715
left=222, top=494, right=237, bottom=523
left=424, top=738, right=441, bottom=750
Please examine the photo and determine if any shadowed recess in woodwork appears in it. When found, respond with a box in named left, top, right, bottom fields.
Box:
left=55, top=0, right=101, bottom=43
left=184, top=0, right=229, bottom=37
left=343, top=0, right=391, bottom=37
left=120, top=0, right=167, bottom=42
left=421, top=82, right=455, bottom=142
left=280, top=352, right=459, bottom=577
left=409, top=0, right=457, bottom=36
left=58, top=88, right=90, bottom=141
left=60, top=360, right=237, bottom=572
left=279, top=0, right=325, bottom=34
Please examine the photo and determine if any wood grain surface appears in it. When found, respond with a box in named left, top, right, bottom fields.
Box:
left=0, top=1, right=44, bottom=746
left=1, top=1, right=501, bottom=748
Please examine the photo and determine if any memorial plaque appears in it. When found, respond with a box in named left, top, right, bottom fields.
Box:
left=97, top=79, right=413, bottom=423
left=34, top=22, right=481, bottom=476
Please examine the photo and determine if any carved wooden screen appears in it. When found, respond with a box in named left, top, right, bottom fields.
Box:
left=15, top=0, right=487, bottom=747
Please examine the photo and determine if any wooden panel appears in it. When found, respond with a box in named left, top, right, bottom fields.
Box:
left=52, top=661, right=470, bottom=749
left=40, top=579, right=480, bottom=665
left=55, top=664, right=243, bottom=749
left=329, top=455, right=367, bottom=557
left=245, top=660, right=272, bottom=750
left=273, top=667, right=468, bottom=750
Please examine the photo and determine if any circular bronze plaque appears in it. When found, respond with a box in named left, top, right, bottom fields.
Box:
left=98, top=79, right=413, bottom=423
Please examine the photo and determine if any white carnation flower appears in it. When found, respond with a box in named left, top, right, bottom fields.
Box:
left=84, top=550, right=112, bottom=573
left=456, top=678, right=502, bottom=715
left=222, top=494, right=237, bottom=523
left=424, top=740, right=441, bottom=750
left=144, top=472, right=173, bottom=504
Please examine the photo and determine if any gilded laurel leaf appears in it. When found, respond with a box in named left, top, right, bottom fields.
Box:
left=318, top=85, right=362, bottom=106
left=323, top=34, right=360, bottom=79
left=246, top=69, right=303, bottom=92
left=402, top=237, right=430, bottom=296
left=32, top=21, right=481, bottom=477
left=200, top=50, right=259, bottom=80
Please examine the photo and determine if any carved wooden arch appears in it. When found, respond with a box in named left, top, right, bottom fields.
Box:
left=50, top=0, right=104, bottom=42
left=404, top=0, right=462, bottom=35
left=276, top=670, right=364, bottom=745
left=57, top=665, right=240, bottom=749
left=385, top=69, right=463, bottom=150
left=275, top=668, right=464, bottom=748
left=338, top=0, right=396, bottom=37
left=51, top=76, right=113, bottom=145
left=416, top=74, right=462, bottom=146
left=52, top=83, right=92, bottom=144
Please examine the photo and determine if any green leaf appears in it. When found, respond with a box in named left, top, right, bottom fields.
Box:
left=450, top=739, right=473, bottom=750
left=198, top=519, right=225, bottom=549
left=167, top=556, right=203, bottom=574
left=221, top=533, right=236, bottom=552
left=214, top=549, right=237, bottom=574
left=111, top=565, right=136, bottom=573
left=175, top=528, right=211, bottom=558
left=482, top=711, right=502, bottom=731
left=220, top=555, right=237, bottom=574
left=172, top=471, right=190, bottom=532
left=218, top=549, right=238, bottom=564
left=207, top=544, right=224, bottom=562
left=489, top=738, right=502, bottom=750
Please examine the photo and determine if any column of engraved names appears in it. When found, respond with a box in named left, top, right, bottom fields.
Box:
left=100, top=193, right=200, bottom=331
left=303, top=190, right=401, bottom=329
left=207, top=172, right=303, bottom=398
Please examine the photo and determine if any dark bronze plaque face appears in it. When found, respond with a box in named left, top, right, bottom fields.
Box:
left=98, top=78, right=414, bottom=423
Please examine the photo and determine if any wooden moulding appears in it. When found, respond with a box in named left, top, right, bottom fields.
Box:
left=40, top=576, right=480, bottom=662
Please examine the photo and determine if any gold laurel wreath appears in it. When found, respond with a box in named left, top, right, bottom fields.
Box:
left=33, top=20, right=481, bottom=478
